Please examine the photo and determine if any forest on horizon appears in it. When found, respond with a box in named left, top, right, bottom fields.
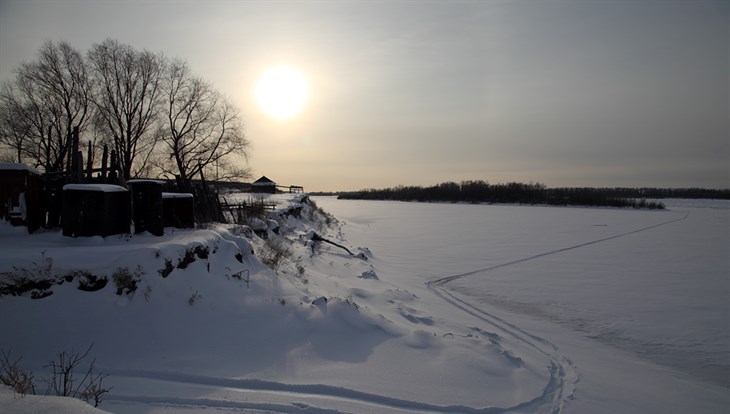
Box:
left=321, top=180, right=730, bottom=209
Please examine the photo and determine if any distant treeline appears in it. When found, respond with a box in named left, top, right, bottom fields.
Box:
left=335, top=181, right=728, bottom=209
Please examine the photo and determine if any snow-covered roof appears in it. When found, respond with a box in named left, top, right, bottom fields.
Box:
left=127, top=179, right=166, bottom=185
left=63, top=184, right=128, bottom=193
left=0, top=163, right=42, bottom=175
left=162, top=192, right=194, bottom=199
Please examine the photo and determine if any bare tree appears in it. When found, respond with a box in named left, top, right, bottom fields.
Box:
left=158, top=60, right=250, bottom=189
left=1, top=40, right=250, bottom=186
left=0, top=83, right=31, bottom=163
left=21, top=41, right=91, bottom=171
left=88, top=39, right=165, bottom=179
left=0, top=79, right=54, bottom=168
left=0, top=41, right=91, bottom=171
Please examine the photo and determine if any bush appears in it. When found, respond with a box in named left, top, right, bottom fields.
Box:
left=258, top=238, right=290, bottom=270
left=112, top=266, right=143, bottom=295
left=1, top=345, right=111, bottom=407
left=0, top=350, right=35, bottom=396
left=44, top=345, right=111, bottom=407
left=304, top=199, right=336, bottom=230
left=188, top=290, right=202, bottom=306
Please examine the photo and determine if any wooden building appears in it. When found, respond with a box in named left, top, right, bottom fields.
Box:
left=62, top=184, right=130, bottom=237
left=0, top=163, right=44, bottom=232
left=162, top=192, right=195, bottom=229
left=252, top=176, right=277, bottom=193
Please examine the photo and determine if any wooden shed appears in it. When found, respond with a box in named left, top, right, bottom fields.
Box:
left=162, top=192, right=195, bottom=229
left=0, top=163, right=44, bottom=232
left=127, top=179, right=164, bottom=236
left=252, top=176, right=276, bottom=193
left=62, top=184, right=130, bottom=237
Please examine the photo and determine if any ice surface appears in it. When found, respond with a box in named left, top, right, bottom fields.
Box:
left=314, top=197, right=730, bottom=413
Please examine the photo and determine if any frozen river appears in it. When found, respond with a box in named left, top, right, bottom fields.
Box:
left=314, top=196, right=730, bottom=412
left=2, top=195, right=727, bottom=413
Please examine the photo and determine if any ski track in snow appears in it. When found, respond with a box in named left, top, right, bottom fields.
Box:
left=105, top=210, right=689, bottom=414
left=106, top=393, right=349, bottom=414
left=426, top=210, right=690, bottom=414
left=104, top=369, right=525, bottom=413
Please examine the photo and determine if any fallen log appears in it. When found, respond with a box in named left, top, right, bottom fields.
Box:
left=312, top=232, right=358, bottom=257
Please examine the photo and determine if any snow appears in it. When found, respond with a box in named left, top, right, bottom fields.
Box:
left=0, top=385, right=110, bottom=413
left=126, top=179, right=166, bottom=185
left=0, top=163, right=42, bottom=175
left=62, top=184, right=128, bottom=193
left=314, top=197, right=730, bottom=413
left=161, top=192, right=193, bottom=199
left=0, top=195, right=728, bottom=413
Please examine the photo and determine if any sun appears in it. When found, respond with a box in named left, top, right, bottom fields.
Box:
left=255, top=66, right=308, bottom=121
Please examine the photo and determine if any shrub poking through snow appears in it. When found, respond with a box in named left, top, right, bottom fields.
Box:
left=259, top=237, right=290, bottom=270
left=188, top=290, right=202, bottom=306
left=0, top=349, right=35, bottom=396
left=0, top=252, right=56, bottom=297
left=44, top=345, right=110, bottom=407
left=76, top=271, right=109, bottom=292
left=0, top=276, right=54, bottom=297
left=194, top=245, right=210, bottom=259
left=158, top=259, right=174, bottom=278
left=304, top=198, right=336, bottom=231
left=1, top=345, right=114, bottom=406
left=295, top=261, right=308, bottom=284
left=112, top=267, right=143, bottom=295
left=177, top=245, right=211, bottom=269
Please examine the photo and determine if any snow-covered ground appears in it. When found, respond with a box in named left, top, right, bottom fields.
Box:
left=0, top=194, right=728, bottom=413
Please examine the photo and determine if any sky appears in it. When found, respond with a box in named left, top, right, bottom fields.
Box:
left=0, top=0, right=728, bottom=191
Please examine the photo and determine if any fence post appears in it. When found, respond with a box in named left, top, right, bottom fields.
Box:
left=101, top=144, right=108, bottom=180
left=69, top=126, right=79, bottom=182
left=108, top=150, right=118, bottom=184
left=86, top=141, right=93, bottom=180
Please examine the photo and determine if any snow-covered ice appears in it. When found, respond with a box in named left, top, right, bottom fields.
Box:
left=0, top=195, right=727, bottom=413
left=314, top=197, right=730, bottom=413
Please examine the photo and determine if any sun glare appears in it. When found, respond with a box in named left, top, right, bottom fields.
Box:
left=255, top=66, right=308, bottom=121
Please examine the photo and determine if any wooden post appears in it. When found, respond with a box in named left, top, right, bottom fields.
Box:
left=76, top=150, right=84, bottom=182
left=66, top=131, right=71, bottom=174
left=86, top=141, right=93, bottom=180
left=70, top=126, right=80, bottom=182
left=197, top=162, right=209, bottom=222
left=108, top=149, right=118, bottom=184
left=101, top=144, right=108, bottom=180
left=46, top=125, right=52, bottom=172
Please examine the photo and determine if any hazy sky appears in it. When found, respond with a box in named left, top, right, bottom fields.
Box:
left=1, top=0, right=728, bottom=191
